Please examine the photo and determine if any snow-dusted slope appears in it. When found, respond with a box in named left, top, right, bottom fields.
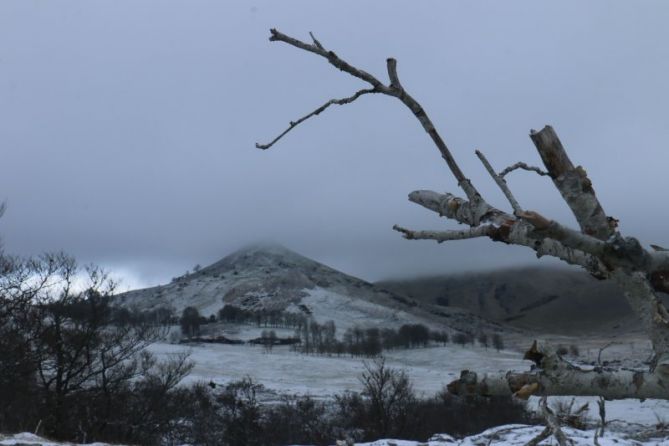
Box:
left=3, top=426, right=666, bottom=445
left=115, top=244, right=503, bottom=333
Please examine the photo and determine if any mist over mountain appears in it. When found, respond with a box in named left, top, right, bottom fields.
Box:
left=378, top=267, right=649, bottom=335
left=116, top=243, right=504, bottom=334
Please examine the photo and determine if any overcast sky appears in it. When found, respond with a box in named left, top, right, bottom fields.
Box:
left=1, top=1, right=669, bottom=290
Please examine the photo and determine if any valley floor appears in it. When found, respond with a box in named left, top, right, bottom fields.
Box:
left=5, top=328, right=666, bottom=445
left=151, top=333, right=669, bottom=428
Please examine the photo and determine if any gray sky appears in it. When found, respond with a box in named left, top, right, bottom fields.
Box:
left=1, top=1, right=669, bottom=290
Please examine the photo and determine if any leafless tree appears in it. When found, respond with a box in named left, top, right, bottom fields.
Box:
left=359, top=357, right=415, bottom=438
left=257, top=29, right=669, bottom=401
left=0, top=249, right=192, bottom=440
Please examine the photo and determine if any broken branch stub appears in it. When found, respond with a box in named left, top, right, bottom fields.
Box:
left=529, top=126, right=614, bottom=240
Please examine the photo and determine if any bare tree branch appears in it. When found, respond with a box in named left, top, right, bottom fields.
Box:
left=260, top=30, right=669, bottom=399
left=268, top=29, right=388, bottom=90
left=519, top=212, right=609, bottom=258
left=540, top=397, right=570, bottom=446
left=407, top=190, right=510, bottom=227
left=597, top=341, right=617, bottom=367
left=263, top=29, right=480, bottom=201
left=392, top=224, right=496, bottom=243
left=256, top=88, right=378, bottom=150
left=499, top=161, right=549, bottom=178
left=475, top=149, right=523, bottom=214
left=406, top=190, right=608, bottom=275
left=596, top=396, right=606, bottom=438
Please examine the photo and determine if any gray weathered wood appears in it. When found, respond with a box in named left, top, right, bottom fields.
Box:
left=530, top=126, right=614, bottom=240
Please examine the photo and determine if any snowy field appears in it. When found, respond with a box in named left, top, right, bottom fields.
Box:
left=2, top=339, right=668, bottom=445
left=149, top=338, right=669, bottom=429
left=149, top=341, right=527, bottom=398
left=4, top=330, right=667, bottom=445
left=2, top=426, right=667, bottom=445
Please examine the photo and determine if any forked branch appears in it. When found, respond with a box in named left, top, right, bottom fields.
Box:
left=259, top=29, right=480, bottom=201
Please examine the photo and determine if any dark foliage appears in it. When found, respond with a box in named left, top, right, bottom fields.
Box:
left=0, top=253, right=193, bottom=444
left=217, top=304, right=308, bottom=329
left=180, top=306, right=202, bottom=338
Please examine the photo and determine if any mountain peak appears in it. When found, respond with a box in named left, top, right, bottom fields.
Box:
left=202, top=242, right=315, bottom=275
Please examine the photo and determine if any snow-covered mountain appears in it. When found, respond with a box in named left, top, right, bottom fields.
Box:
left=115, top=244, right=501, bottom=333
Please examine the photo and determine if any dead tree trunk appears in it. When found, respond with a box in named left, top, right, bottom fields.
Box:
left=257, top=29, right=669, bottom=400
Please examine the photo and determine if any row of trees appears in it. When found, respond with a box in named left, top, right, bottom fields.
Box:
left=217, top=304, right=309, bottom=329
left=177, top=305, right=508, bottom=356
left=452, top=331, right=505, bottom=351
left=293, top=320, right=505, bottom=357
left=111, top=305, right=177, bottom=327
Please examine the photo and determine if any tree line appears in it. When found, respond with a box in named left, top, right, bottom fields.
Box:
left=179, top=305, right=506, bottom=356
left=293, top=320, right=504, bottom=357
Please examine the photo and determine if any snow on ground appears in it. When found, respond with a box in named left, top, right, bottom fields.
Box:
left=358, top=424, right=668, bottom=445
left=3, top=425, right=667, bottom=445
left=290, top=287, right=434, bottom=332
left=149, top=341, right=529, bottom=398
left=0, top=432, right=113, bottom=445
left=150, top=339, right=669, bottom=430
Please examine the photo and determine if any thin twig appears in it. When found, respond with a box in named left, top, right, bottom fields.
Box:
left=308, top=31, right=323, bottom=50
left=597, top=342, right=616, bottom=367
left=392, top=224, right=496, bottom=243
left=256, top=88, right=378, bottom=150
left=475, top=149, right=523, bottom=214
left=499, top=161, right=549, bottom=178
left=268, top=29, right=388, bottom=91
left=597, top=396, right=606, bottom=437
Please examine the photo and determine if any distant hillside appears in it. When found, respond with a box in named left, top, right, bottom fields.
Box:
left=115, top=244, right=505, bottom=334
left=378, top=267, right=646, bottom=335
